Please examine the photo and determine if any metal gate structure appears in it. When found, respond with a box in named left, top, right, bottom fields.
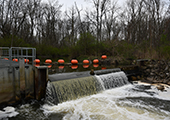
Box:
left=0, top=47, right=48, bottom=107
left=0, top=47, right=36, bottom=66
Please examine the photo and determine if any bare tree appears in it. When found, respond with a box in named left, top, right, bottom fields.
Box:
left=103, top=1, right=120, bottom=41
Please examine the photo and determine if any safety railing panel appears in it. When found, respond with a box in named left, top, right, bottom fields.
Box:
left=0, top=47, right=36, bottom=66
left=0, top=47, right=10, bottom=59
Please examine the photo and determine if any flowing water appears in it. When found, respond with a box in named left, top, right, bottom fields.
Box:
left=0, top=72, right=170, bottom=120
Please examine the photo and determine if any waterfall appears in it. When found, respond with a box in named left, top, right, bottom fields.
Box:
left=46, top=76, right=99, bottom=104
left=46, top=71, right=129, bottom=104
left=96, top=71, right=129, bottom=90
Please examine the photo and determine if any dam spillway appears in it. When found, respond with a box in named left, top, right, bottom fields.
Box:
left=46, top=71, right=129, bottom=104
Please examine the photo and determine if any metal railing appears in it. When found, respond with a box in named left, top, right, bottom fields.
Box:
left=0, top=47, right=36, bottom=66
left=0, top=47, right=10, bottom=59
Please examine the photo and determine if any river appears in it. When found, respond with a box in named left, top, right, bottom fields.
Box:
left=0, top=81, right=170, bottom=120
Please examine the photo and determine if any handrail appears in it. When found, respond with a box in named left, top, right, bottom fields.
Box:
left=0, top=47, right=10, bottom=59
left=0, top=47, right=36, bottom=66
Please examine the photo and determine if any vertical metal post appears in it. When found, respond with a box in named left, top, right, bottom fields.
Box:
left=21, top=48, right=23, bottom=58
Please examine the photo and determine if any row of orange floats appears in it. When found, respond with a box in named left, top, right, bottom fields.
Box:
left=8, top=55, right=107, bottom=69
left=11, top=58, right=38, bottom=64
left=12, top=58, right=29, bottom=63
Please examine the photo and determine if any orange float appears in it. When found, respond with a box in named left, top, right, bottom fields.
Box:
left=48, top=65, right=52, bottom=68
left=13, top=58, right=18, bottom=62
left=71, top=59, right=78, bottom=64
left=4, top=58, right=9, bottom=60
left=71, top=65, right=78, bottom=69
left=83, top=64, right=89, bottom=68
left=93, top=64, right=99, bottom=68
left=101, top=55, right=107, bottom=59
left=34, top=59, right=40, bottom=64
left=35, top=64, right=40, bottom=67
left=93, top=59, right=99, bottom=64
left=45, top=59, right=52, bottom=64
left=58, top=59, right=65, bottom=64
left=24, top=59, right=29, bottom=63
left=83, top=60, right=90, bottom=64
left=59, top=66, right=64, bottom=69
left=102, top=67, right=107, bottom=70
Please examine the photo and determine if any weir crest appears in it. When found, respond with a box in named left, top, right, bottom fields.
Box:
left=46, top=71, right=129, bottom=104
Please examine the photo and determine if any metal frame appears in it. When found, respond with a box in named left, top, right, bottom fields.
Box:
left=0, top=47, right=10, bottom=59
left=0, top=47, right=36, bottom=66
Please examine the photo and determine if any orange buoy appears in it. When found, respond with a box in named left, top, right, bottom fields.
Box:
left=71, top=65, right=78, bottom=69
left=83, top=60, right=90, bottom=64
left=93, top=59, right=99, bottom=64
left=101, top=55, right=107, bottom=59
left=24, top=59, right=29, bottom=63
left=35, top=64, right=40, bottom=67
left=59, top=66, right=64, bottom=69
left=45, top=59, right=52, bottom=64
left=71, top=59, right=78, bottom=64
left=34, top=59, right=40, bottom=64
left=58, top=59, right=65, bottom=64
left=93, top=64, right=99, bottom=68
left=102, top=67, right=106, bottom=70
left=13, top=58, right=18, bottom=62
left=48, top=65, right=52, bottom=68
left=4, top=58, right=9, bottom=60
left=83, top=64, right=89, bottom=68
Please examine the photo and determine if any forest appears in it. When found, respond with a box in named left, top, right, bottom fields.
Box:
left=0, top=0, right=170, bottom=62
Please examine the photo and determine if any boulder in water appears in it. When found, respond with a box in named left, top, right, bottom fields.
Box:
left=156, top=85, right=165, bottom=91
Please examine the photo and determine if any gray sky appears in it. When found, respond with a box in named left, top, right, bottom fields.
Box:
left=43, top=0, right=126, bottom=11
left=42, top=0, right=169, bottom=12
left=59, top=0, right=125, bottom=11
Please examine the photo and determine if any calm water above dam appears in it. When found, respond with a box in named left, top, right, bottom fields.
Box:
left=0, top=72, right=170, bottom=120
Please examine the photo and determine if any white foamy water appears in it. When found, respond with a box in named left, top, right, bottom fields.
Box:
left=42, top=84, right=170, bottom=120
left=0, top=106, right=19, bottom=119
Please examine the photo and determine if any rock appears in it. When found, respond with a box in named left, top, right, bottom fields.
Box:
left=159, top=72, right=166, bottom=78
left=137, top=76, right=141, bottom=80
left=141, top=66, right=147, bottom=70
left=131, top=76, right=137, bottom=81
left=150, top=72, right=155, bottom=76
left=146, top=69, right=150, bottom=73
left=15, top=96, right=20, bottom=101
left=167, top=82, right=170, bottom=85
left=153, top=80, right=158, bottom=83
left=148, top=65, right=154, bottom=68
left=163, top=79, right=169, bottom=84
left=156, top=85, right=165, bottom=91
left=166, top=73, right=170, bottom=77
left=141, top=60, right=170, bottom=86
left=165, top=65, right=169, bottom=71
left=154, top=64, right=159, bottom=68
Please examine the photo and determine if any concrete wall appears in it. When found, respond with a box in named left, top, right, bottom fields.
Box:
left=0, top=60, right=48, bottom=107
left=0, top=65, right=35, bottom=106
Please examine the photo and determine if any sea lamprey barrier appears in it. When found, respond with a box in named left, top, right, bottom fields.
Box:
left=46, top=70, right=129, bottom=105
